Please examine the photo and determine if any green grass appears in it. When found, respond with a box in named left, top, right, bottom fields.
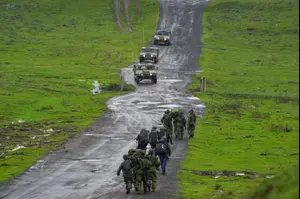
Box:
left=243, top=165, right=299, bottom=199
left=178, top=0, right=299, bottom=198
left=0, top=0, right=159, bottom=182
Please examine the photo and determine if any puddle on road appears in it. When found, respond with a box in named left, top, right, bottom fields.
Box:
left=196, top=104, right=205, bottom=108
left=80, top=159, right=103, bottom=162
left=157, top=104, right=182, bottom=108
left=91, top=81, right=102, bottom=94
left=159, top=79, right=183, bottom=83
left=186, top=96, right=200, bottom=100
left=84, top=133, right=134, bottom=141
left=137, top=101, right=162, bottom=105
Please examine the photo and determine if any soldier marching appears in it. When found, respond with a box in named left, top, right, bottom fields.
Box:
left=117, top=108, right=197, bottom=195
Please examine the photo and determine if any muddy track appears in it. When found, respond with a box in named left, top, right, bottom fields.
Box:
left=0, top=0, right=208, bottom=199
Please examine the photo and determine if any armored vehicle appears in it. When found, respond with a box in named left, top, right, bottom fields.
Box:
left=139, top=47, right=159, bottom=63
left=133, top=63, right=158, bottom=84
left=153, top=30, right=171, bottom=45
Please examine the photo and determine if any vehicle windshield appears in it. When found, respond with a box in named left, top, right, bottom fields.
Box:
left=137, top=65, right=155, bottom=70
left=141, top=48, right=156, bottom=53
left=156, top=31, right=170, bottom=36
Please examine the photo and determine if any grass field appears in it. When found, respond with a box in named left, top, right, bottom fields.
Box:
left=178, top=0, right=299, bottom=198
left=0, top=0, right=159, bottom=182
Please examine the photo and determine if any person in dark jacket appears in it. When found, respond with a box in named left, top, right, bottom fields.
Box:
left=136, top=128, right=149, bottom=151
left=154, top=136, right=171, bottom=175
left=148, top=127, right=159, bottom=149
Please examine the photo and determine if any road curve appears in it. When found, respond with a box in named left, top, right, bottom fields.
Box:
left=0, top=0, right=207, bottom=198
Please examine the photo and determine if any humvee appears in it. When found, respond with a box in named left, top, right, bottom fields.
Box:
left=139, top=47, right=159, bottom=63
left=133, top=63, right=158, bottom=84
left=153, top=30, right=171, bottom=45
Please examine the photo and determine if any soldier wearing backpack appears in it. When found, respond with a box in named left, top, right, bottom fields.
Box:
left=136, top=128, right=149, bottom=151
left=146, top=149, right=160, bottom=192
left=135, top=151, right=151, bottom=194
left=155, top=136, right=171, bottom=175
left=117, top=154, right=134, bottom=194
left=158, top=127, right=173, bottom=145
left=149, top=127, right=159, bottom=149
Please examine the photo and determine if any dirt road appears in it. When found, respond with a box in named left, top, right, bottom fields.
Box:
left=0, top=0, right=207, bottom=198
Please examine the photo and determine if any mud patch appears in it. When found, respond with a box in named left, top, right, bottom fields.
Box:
left=189, top=170, right=274, bottom=178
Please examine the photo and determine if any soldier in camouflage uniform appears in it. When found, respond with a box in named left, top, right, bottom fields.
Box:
left=146, top=149, right=160, bottom=192
left=187, top=109, right=197, bottom=138
left=161, top=110, right=173, bottom=144
left=134, top=151, right=151, bottom=194
left=117, top=154, right=134, bottom=194
left=128, top=149, right=138, bottom=191
left=174, top=111, right=186, bottom=140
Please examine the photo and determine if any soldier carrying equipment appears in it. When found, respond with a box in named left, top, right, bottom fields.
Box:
left=117, top=154, right=134, bottom=194
left=136, top=128, right=149, bottom=151
left=146, top=149, right=160, bottom=192
left=187, top=109, right=197, bottom=138
left=149, top=127, right=159, bottom=149
left=161, top=110, right=173, bottom=144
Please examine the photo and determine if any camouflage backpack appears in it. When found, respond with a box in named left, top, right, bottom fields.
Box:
left=140, top=158, right=151, bottom=170
left=123, top=159, right=132, bottom=172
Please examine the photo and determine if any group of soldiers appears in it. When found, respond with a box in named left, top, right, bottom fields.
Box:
left=117, top=148, right=161, bottom=195
left=161, top=109, right=197, bottom=141
left=117, top=109, right=197, bottom=195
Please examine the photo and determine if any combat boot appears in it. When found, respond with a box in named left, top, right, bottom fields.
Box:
left=162, top=169, right=166, bottom=175
left=152, top=182, right=156, bottom=192
left=126, top=189, right=130, bottom=194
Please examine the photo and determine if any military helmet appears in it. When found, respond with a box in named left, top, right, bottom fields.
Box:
left=148, top=149, right=154, bottom=155
left=123, top=154, right=128, bottom=160
left=165, top=110, right=170, bottom=114
left=128, top=149, right=136, bottom=156
left=140, top=150, right=146, bottom=156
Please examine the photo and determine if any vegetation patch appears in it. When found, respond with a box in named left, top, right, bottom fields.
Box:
left=178, top=0, right=299, bottom=198
left=0, top=0, right=159, bottom=182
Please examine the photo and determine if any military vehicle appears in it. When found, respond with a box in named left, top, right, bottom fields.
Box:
left=139, top=47, right=159, bottom=63
left=153, top=30, right=171, bottom=45
left=133, top=63, right=158, bottom=84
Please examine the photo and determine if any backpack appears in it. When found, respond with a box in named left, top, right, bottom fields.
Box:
left=138, top=129, right=149, bottom=143
left=149, top=130, right=158, bottom=144
left=139, top=158, right=151, bottom=170
left=158, top=128, right=166, bottom=140
left=123, top=159, right=132, bottom=172
left=155, top=142, right=167, bottom=155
